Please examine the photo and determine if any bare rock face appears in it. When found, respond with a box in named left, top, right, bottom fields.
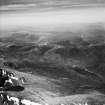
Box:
left=0, top=68, right=25, bottom=105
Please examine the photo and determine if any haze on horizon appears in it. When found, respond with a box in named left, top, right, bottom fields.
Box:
left=0, top=0, right=105, bottom=32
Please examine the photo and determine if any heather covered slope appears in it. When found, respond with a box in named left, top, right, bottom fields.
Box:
left=0, top=26, right=105, bottom=104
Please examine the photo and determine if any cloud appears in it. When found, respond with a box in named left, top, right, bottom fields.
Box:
left=0, top=4, right=37, bottom=11
left=0, top=0, right=105, bottom=12
left=0, top=7, right=105, bottom=31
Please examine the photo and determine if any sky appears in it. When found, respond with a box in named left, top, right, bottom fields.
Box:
left=0, top=0, right=105, bottom=32
left=0, top=0, right=105, bottom=12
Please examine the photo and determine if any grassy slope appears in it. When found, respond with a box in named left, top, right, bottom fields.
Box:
left=5, top=68, right=105, bottom=104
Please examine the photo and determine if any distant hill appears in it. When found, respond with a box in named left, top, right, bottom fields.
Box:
left=0, top=25, right=105, bottom=104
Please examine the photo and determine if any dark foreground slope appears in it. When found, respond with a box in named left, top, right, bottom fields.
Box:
left=0, top=26, right=105, bottom=104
